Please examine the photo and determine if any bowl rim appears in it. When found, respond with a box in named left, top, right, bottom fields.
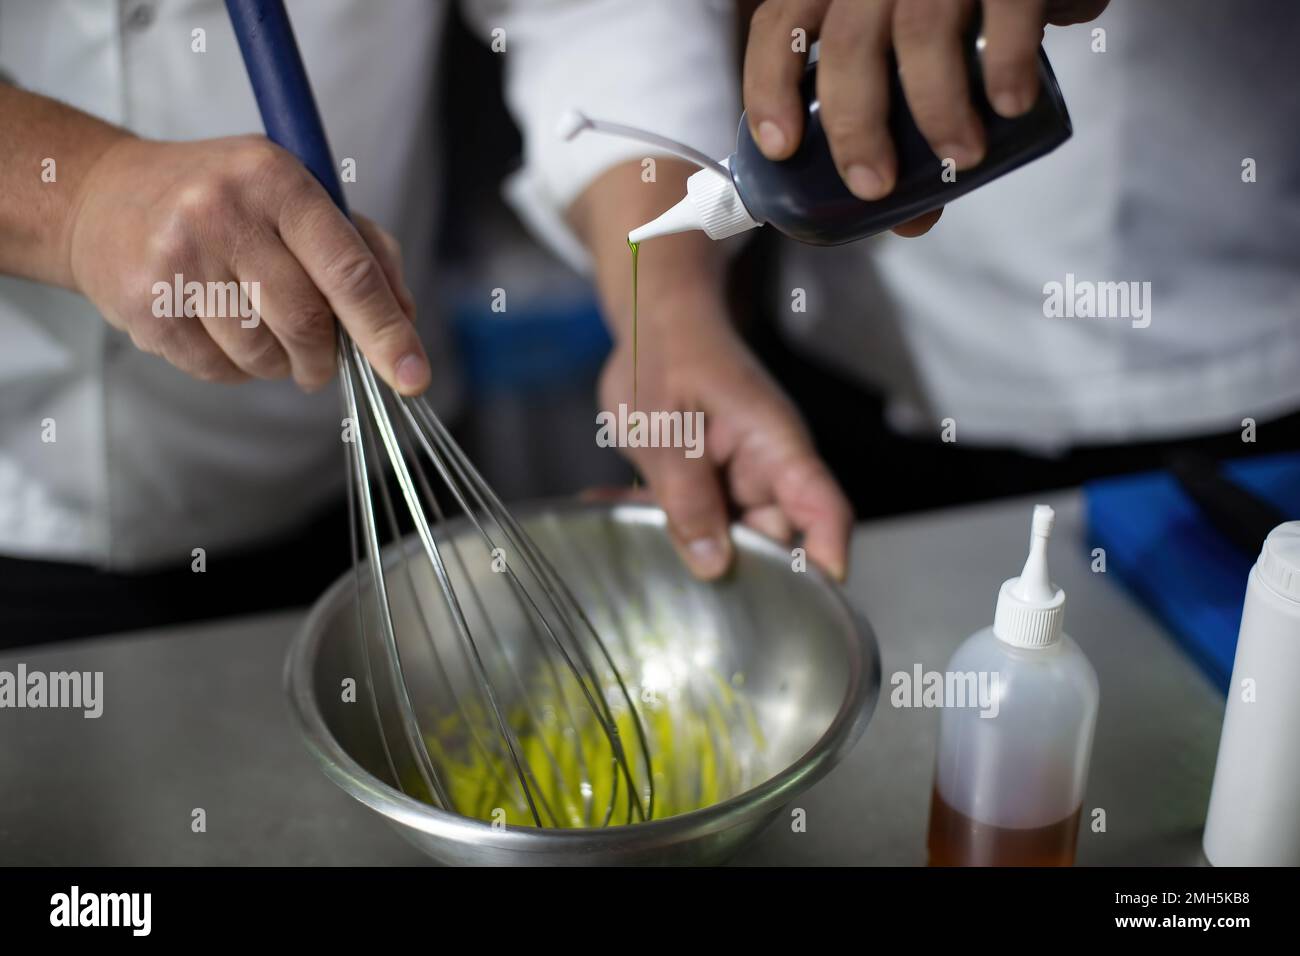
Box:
left=285, top=499, right=880, bottom=850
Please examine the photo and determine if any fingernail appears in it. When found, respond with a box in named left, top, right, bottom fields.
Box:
left=845, top=164, right=887, bottom=200
left=756, top=120, right=788, bottom=157
left=395, top=352, right=429, bottom=394
left=937, top=142, right=984, bottom=170
left=992, top=89, right=1030, bottom=118
left=686, top=535, right=730, bottom=579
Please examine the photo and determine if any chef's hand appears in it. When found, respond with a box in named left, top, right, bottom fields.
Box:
left=595, top=295, right=851, bottom=582
left=570, top=158, right=851, bottom=582
left=742, top=0, right=1109, bottom=234
left=68, top=134, right=428, bottom=394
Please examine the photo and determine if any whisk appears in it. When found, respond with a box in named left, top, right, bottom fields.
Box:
left=227, top=0, right=654, bottom=827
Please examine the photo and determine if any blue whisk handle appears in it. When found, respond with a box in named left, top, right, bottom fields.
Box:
left=224, top=0, right=348, bottom=214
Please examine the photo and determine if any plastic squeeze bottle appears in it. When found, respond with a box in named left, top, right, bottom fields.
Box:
left=587, top=34, right=1072, bottom=246
left=927, top=505, right=1099, bottom=866
left=1202, top=521, right=1300, bottom=866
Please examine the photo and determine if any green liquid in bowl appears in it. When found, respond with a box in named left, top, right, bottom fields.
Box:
left=414, top=663, right=766, bottom=828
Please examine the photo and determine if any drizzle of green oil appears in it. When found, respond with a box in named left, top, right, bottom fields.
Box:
left=628, top=238, right=640, bottom=438
left=628, top=238, right=641, bottom=489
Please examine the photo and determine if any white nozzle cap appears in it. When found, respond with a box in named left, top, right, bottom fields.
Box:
left=993, top=504, right=1066, bottom=648
left=1256, top=521, right=1300, bottom=602
left=628, top=161, right=761, bottom=244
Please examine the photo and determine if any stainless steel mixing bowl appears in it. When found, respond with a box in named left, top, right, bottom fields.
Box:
left=286, top=501, right=880, bottom=865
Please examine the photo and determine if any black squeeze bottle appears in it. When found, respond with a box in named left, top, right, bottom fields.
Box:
left=627, top=39, right=1071, bottom=246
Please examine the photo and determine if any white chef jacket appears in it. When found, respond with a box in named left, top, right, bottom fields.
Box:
left=0, top=0, right=738, bottom=569
left=780, top=0, right=1300, bottom=454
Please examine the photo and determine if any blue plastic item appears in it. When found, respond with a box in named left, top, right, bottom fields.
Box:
left=1084, top=452, right=1300, bottom=693
left=449, top=293, right=610, bottom=395
left=226, top=0, right=348, bottom=212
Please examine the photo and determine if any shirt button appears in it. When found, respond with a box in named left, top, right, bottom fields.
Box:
left=125, top=3, right=155, bottom=31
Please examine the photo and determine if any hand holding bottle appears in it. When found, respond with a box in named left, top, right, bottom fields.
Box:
left=741, top=0, right=1110, bottom=232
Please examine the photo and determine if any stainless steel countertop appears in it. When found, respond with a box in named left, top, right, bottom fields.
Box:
left=0, top=491, right=1223, bottom=865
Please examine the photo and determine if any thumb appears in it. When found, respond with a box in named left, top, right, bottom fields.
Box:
left=638, top=450, right=733, bottom=581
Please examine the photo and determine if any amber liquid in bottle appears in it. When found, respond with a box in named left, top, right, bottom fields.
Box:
left=927, top=788, right=1082, bottom=867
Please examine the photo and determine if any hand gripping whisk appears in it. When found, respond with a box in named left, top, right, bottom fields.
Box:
left=227, top=0, right=654, bottom=826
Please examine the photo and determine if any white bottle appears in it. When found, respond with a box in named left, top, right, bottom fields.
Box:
left=1202, top=521, right=1300, bottom=866
left=928, top=504, right=1100, bottom=866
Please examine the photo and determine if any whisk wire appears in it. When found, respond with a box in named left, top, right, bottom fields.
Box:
left=373, top=410, right=570, bottom=826
left=386, top=405, right=579, bottom=826
left=343, top=417, right=403, bottom=797
left=405, top=397, right=655, bottom=822
left=396, top=401, right=631, bottom=819
left=338, top=339, right=452, bottom=810
left=350, top=343, right=546, bottom=827
left=337, top=324, right=663, bottom=828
